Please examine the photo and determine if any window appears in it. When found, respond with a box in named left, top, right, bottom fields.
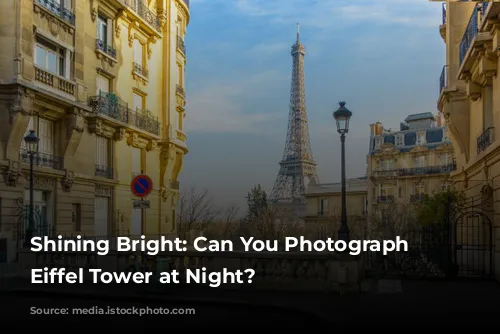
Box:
left=72, top=203, right=81, bottom=232
left=96, top=135, right=109, bottom=167
left=97, top=15, right=108, bottom=46
left=413, top=155, right=425, bottom=168
left=414, top=182, right=424, bottom=195
left=483, top=86, right=493, bottom=129
left=380, top=159, right=395, bottom=171
left=133, top=39, right=144, bottom=66
left=416, top=131, right=426, bottom=145
left=398, top=187, right=402, bottom=198
left=132, top=92, right=144, bottom=111
left=439, top=153, right=450, bottom=166
left=22, top=117, right=54, bottom=155
left=55, top=0, right=72, bottom=10
left=95, top=197, right=109, bottom=236
left=177, top=63, right=184, bottom=87
left=318, top=199, right=328, bottom=216
left=96, top=73, right=110, bottom=94
left=395, top=134, right=403, bottom=146
left=131, top=147, right=141, bottom=176
left=34, top=36, right=68, bottom=78
left=380, top=185, right=393, bottom=197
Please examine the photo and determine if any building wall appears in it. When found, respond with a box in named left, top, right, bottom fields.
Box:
left=437, top=1, right=500, bottom=280
left=0, top=0, right=190, bottom=261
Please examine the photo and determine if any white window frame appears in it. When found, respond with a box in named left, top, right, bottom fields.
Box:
left=96, top=73, right=110, bottom=94
left=133, top=39, right=144, bottom=66
left=97, top=14, right=109, bottom=46
left=34, top=35, right=70, bottom=79
left=131, top=147, right=141, bottom=176
left=132, top=92, right=143, bottom=111
left=380, top=185, right=393, bottom=197
left=413, top=155, right=425, bottom=168
left=96, top=135, right=110, bottom=167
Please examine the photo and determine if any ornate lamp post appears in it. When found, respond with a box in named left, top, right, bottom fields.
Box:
left=23, top=130, right=39, bottom=248
left=333, top=101, right=352, bottom=242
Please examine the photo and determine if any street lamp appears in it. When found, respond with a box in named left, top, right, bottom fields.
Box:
left=333, top=101, right=352, bottom=242
left=24, top=130, right=39, bottom=248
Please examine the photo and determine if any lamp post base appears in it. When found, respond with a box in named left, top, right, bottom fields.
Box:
left=23, top=229, right=34, bottom=248
left=337, top=227, right=350, bottom=242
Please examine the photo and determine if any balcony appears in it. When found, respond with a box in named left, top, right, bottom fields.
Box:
left=459, top=2, right=489, bottom=66
left=398, top=163, right=456, bottom=177
left=177, top=36, right=186, bottom=55
left=439, top=65, right=447, bottom=95
left=123, top=0, right=161, bottom=32
left=95, top=39, right=117, bottom=59
left=176, top=85, right=185, bottom=97
left=181, top=0, right=190, bottom=9
left=477, top=127, right=494, bottom=154
left=133, top=62, right=149, bottom=79
left=377, top=196, right=394, bottom=204
left=35, top=0, right=75, bottom=25
left=372, top=170, right=398, bottom=178
left=34, top=66, right=75, bottom=98
left=95, top=164, right=113, bottom=179
left=19, top=149, right=63, bottom=170
left=410, top=194, right=426, bottom=203
left=89, top=92, right=160, bottom=136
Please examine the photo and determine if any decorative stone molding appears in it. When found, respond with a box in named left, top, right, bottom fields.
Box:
left=9, top=87, right=34, bottom=122
left=31, top=176, right=55, bottom=191
left=3, top=160, right=21, bottom=187
left=33, top=3, right=75, bottom=34
left=61, top=170, right=75, bottom=192
left=146, top=139, right=157, bottom=152
left=114, top=128, right=127, bottom=141
left=95, top=185, right=112, bottom=197
left=88, top=118, right=103, bottom=135
left=67, top=108, right=85, bottom=135
left=90, top=0, right=99, bottom=22
left=128, top=21, right=139, bottom=47
left=127, top=132, right=139, bottom=147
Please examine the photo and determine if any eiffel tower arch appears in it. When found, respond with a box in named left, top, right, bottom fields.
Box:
left=269, top=24, right=319, bottom=215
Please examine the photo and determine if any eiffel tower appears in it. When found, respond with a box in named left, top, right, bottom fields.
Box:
left=269, top=24, right=319, bottom=213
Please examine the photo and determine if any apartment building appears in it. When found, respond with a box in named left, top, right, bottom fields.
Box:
left=0, top=0, right=190, bottom=261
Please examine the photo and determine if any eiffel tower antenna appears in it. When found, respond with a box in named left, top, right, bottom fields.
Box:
left=269, top=25, right=319, bottom=213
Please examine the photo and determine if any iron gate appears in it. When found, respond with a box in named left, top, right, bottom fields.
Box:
left=16, top=196, right=52, bottom=247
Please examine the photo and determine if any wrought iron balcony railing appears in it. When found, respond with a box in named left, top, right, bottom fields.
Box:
left=36, top=0, right=75, bottom=25
left=410, top=194, right=426, bottom=202
left=399, top=163, right=456, bottom=177
left=133, top=62, right=149, bottom=78
left=177, top=35, right=186, bottom=54
left=89, top=92, right=160, bottom=135
left=377, top=195, right=394, bottom=204
left=176, top=85, right=185, bottom=97
left=442, top=3, right=446, bottom=25
left=123, top=0, right=161, bottom=31
left=95, top=164, right=113, bottom=179
left=440, top=65, right=447, bottom=94
left=19, top=149, right=64, bottom=170
left=459, top=2, right=489, bottom=65
left=477, top=127, right=494, bottom=154
left=96, top=39, right=117, bottom=59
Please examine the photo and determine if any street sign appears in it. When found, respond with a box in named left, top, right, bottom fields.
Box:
left=133, top=199, right=151, bottom=209
left=131, top=174, right=153, bottom=197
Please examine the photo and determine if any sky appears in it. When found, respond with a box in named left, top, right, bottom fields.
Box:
left=179, top=0, right=445, bottom=213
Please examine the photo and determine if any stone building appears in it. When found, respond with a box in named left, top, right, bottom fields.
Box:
left=367, top=112, right=455, bottom=219
left=0, top=0, right=190, bottom=261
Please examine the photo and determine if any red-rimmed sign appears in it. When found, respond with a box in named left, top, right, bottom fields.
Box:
left=131, top=174, right=153, bottom=198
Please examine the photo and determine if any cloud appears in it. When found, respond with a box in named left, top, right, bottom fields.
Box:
left=185, top=70, right=285, bottom=133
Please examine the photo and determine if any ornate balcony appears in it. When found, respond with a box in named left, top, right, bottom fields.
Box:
left=34, top=67, right=75, bottom=97
left=19, top=149, right=63, bottom=170
left=176, top=85, right=185, bottom=97
left=123, top=0, right=161, bottom=32
left=95, top=164, right=113, bottom=179
left=89, top=92, right=160, bottom=135
left=459, top=2, right=489, bottom=66
left=477, top=127, right=494, bottom=154
left=181, top=0, right=189, bottom=9
left=35, top=0, right=75, bottom=25
left=177, top=35, right=186, bottom=55
left=133, top=62, right=149, bottom=79
left=377, top=195, right=394, bottom=204
left=398, top=163, right=456, bottom=177
left=439, top=65, right=447, bottom=94
left=96, top=39, right=117, bottom=59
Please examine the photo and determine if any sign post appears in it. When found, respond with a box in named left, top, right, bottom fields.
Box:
left=131, top=173, right=153, bottom=236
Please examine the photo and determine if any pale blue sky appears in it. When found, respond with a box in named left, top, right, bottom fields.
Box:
left=180, top=0, right=445, bottom=212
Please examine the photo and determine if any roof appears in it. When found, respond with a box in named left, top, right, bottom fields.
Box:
left=306, top=178, right=368, bottom=195
left=404, top=112, right=435, bottom=122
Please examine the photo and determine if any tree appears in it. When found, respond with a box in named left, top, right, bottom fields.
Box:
left=245, top=184, right=268, bottom=221
left=415, top=189, right=465, bottom=226
left=177, top=187, right=220, bottom=236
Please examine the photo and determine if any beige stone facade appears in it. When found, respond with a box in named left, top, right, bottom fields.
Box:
left=0, top=0, right=190, bottom=261
left=436, top=0, right=500, bottom=279
left=366, top=113, right=455, bottom=221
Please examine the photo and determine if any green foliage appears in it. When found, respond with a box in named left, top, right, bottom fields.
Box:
left=415, top=189, right=465, bottom=226
left=245, top=184, right=268, bottom=221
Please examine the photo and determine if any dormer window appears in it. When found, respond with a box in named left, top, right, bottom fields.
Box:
left=395, top=134, right=403, bottom=146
